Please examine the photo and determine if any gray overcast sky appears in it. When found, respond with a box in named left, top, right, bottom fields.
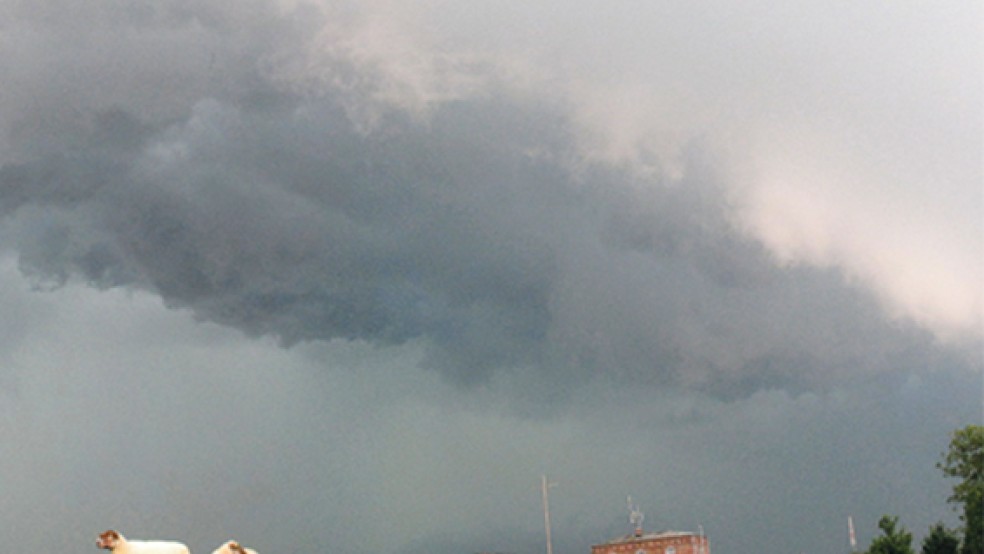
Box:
left=0, top=2, right=980, bottom=554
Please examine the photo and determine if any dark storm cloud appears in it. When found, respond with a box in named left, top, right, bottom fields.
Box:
left=1, top=4, right=979, bottom=554
left=0, top=77, right=954, bottom=399
left=1, top=0, right=977, bottom=407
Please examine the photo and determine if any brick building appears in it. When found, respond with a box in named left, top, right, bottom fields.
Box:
left=591, top=529, right=710, bottom=554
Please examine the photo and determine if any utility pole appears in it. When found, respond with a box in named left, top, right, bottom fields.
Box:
left=541, top=475, right=558, bottom=554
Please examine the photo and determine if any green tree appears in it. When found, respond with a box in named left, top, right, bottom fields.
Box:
left=867, top=515, right=915, bottom=554
left=938, top=425, right=983, bottom=554
left=922, top=522, right=959, bottom=554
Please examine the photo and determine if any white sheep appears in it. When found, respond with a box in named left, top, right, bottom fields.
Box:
left=96, top=530, right=191, bottom=554
left=212, top=540, right=258, bottom=554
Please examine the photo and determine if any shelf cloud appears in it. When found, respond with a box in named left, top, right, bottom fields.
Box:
left=0, top=3, right=979, bottom=554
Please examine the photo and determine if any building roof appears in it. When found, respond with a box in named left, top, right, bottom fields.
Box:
left=594, top=530, right=700, bottom=546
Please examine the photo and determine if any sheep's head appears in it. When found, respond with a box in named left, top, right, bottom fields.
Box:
left=97, top=530, right=122, bottom=550
left=215, top=540, right=248, bottom=554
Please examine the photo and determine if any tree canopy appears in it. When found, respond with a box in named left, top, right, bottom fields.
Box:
left=938, top=425, right=983, bottom=554
left=867, top=515, right=915, bottom=554
left=921, top=522, right=959, bottom=554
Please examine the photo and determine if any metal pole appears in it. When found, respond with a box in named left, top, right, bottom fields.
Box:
left=848, top=516, right=857, bottom=553
left=542, top=475, right=557, bottom=554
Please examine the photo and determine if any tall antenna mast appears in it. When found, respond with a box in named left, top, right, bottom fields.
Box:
left=627, top=496, right=644, bottom=536
left=542, top=475, right=558, bottom=554
left=848, top=516, right=857, bottom=553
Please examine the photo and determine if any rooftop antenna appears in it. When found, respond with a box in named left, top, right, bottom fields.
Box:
left=848, top=516, right=857, bottom=553
left=628, top=496, right=644, bottom=536
left=541, top=475, right=558, bottom=554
